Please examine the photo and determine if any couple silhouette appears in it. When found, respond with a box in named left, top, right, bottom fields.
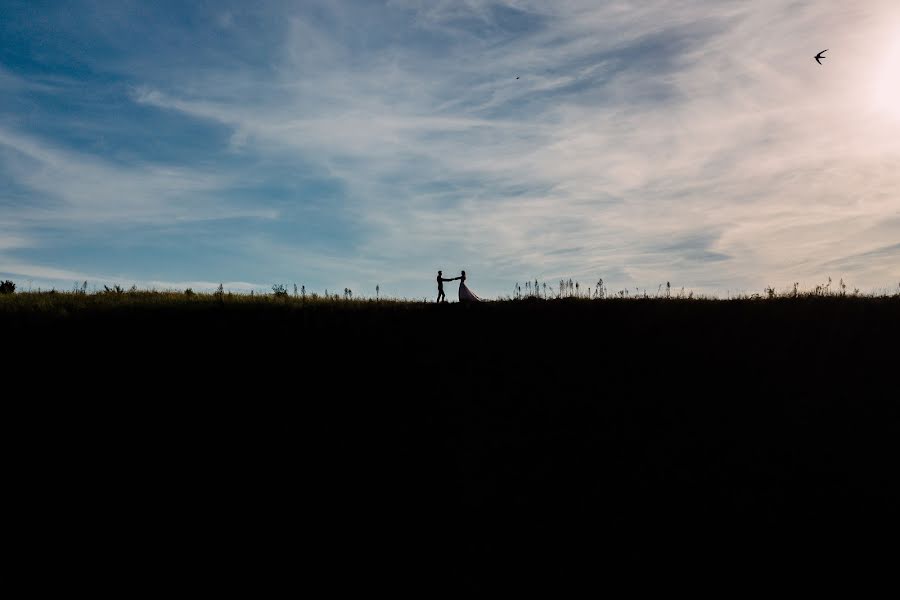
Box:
left=436, top=270, right=481, bottom=303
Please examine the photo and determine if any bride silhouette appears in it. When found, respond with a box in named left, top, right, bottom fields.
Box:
left=457, top=270, right=481, bottom=302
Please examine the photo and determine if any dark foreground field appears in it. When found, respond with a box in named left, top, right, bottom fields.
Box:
left=4, top=293, right=899, bottom=590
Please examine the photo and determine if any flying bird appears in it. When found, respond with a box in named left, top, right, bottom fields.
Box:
left=516, top=76, right=520, bottom=79
left=815, top=49, right=828, bottom=65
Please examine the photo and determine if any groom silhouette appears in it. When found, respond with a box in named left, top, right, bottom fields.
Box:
left=436, top=270, right=458, bottom=303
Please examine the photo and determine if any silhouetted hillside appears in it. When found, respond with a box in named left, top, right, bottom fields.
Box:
left=4, top=294, right=898, bottom=590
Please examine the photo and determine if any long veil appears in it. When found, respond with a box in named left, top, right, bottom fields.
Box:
left=459, top=280, right=481, bottom=302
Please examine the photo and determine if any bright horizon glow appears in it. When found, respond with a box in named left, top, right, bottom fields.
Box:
left=1, top=1, right=899, bottom=299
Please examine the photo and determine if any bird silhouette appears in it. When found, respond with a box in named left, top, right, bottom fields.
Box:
left=815, top=49, right=828, bottom=65
left=516, top=76, right=520, bottom=79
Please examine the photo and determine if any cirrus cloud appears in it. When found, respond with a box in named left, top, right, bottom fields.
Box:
left=1, top=1, right=898, bottom=296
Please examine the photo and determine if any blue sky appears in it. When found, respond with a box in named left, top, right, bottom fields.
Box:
left=1, top=0, right=899, bottom=297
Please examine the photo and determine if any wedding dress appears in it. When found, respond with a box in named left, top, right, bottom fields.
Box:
left=458, top=275, right=481, bottom=302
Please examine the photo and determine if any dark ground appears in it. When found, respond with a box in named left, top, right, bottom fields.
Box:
left=5, top=296, right=899, bottom=591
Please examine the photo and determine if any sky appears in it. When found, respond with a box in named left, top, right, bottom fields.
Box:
left=1, top=0, right=899, bottom=298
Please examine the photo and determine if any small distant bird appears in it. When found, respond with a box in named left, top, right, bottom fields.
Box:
left=815, top=49, right=828, bottom=65
left=516, top=76, right=519, bottom=79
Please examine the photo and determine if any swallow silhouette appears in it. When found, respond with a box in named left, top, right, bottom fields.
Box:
left=815, top=49, right=828, bottom=65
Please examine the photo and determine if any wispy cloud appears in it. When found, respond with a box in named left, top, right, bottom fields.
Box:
left=2, top=1, right=899, bottom=296
left=0, top=126, right=277, bottom=223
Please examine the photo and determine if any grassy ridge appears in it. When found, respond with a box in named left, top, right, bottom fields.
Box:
left=5, top=291, right=899, bottom=589
left=3, top=284, right=898, bottom=310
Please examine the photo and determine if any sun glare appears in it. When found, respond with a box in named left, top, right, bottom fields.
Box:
left=872, top=29, right=900, bottom=122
